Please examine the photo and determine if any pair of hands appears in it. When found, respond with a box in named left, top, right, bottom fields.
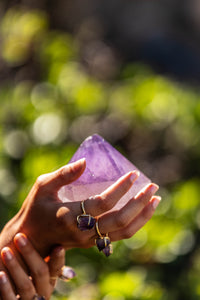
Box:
left=16, top=158, right=160, bottom=255
left=0, top=158, right=160, bottom=298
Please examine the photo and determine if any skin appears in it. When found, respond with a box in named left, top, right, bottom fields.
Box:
left=0, top=158, right=160, bottom=270
left=0, top=233, right=65, bottom=300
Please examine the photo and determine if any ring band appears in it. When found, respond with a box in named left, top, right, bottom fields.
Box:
left=50, top=276, right=57, bottom=280
left=95, top=219, right=103, bottom=237
left=95, top=220, right=113, bottom=257
left=32, top=294, right=46, bottom=300
left=77, top=201, right=96, bottom=231
left=81, top=201, right=86, bottom=214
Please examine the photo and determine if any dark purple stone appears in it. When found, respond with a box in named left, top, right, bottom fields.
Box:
left=34, top=296, right=46, bottom=300
left=59, top=134, right=151, bottom=211
left=96, top=236, right=111, bottom=251
left=102, top=244, right=113, bottom=257
left=77, top=215, right=96, bottom=231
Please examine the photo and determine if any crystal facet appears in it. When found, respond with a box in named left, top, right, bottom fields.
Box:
left=59, top=134, right=151, bottom=210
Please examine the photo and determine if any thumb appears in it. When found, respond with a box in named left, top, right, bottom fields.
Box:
left=36, top=158, right=86, bottom=195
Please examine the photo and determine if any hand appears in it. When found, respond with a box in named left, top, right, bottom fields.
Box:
left=0, top=159, right=160, bottom=258
left=0, top=233, right=65, bottom=300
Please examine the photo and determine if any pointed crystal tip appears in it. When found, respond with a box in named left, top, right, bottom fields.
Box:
left=85, top=134, right=104, bottom=143
left=59, top=134, right=151, bottom=210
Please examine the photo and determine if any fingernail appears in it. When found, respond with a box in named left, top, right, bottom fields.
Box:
left=53, top=246, right=65, bottom=256
left=1, top=248, right=13, bottom=261
left=0, top=272, right=7, bottom=284
left=130, top=171, right=140, bottom=182
left=15, top=233, right=27, bottom=247
left=67, top=158, right=86, bottom=171
left=149, top=183, right=159, bottom=194
left=60, top=266, right=76, bottom=281
left=77, top=158, right=86, bottom=166
left=152, top=196, right=161, bottom=209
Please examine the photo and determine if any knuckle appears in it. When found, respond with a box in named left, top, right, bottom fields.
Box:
left=122, top=229, right=133, bottom=239
left=137, top=192, right=149, bottom=207
left=138, top=191, right=145, bottom=201
left=142, top=207, right=153, bottom=220
left=123, top=179, right=133, bottom=191
left=33, top=263, right=49, bottom=278
left=67, top=163, right=77, bottom=176
left=98, top=198, right=110, bottom=212
left=19, top=278, right=34, bottom=294
left=36, top=174, right=46, bottom=188
left=141, top=196, right=149, bottom=207
left=58, top=167, right=66, bottom=180
left=20, top=245, right=32, bottom=257
left=116, top=213, right=127, bottom=228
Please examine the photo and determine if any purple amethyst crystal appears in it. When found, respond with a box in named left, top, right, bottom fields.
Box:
left=77, top=214, right=96, bottom=231
left=60, top=266, right=76, bottom=281
left=59, top=134, right=151, bottom=211
left=96, top=236, right=111, bottom=251
left=102, top=244, right=113, bottom=257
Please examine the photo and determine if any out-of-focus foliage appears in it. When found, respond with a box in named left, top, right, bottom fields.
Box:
left=0, top=4, right=200, bottom=300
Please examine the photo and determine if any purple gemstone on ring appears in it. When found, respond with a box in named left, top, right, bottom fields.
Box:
left=59, top=134, right=151, bottom=211
left=77, top=215, right=96, bottom=231
left=102, top=244, right=113, bottom=257
left=96, top=236, right=111, bottom=251
left=60, top=266, right=76, bottom=281
left=33, top=296, right=46, bottom=300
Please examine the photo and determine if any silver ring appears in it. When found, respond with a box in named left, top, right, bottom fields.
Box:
left=95, top=220, right=113, bottom=257
left=77, top=200, right=96, bottom=231
left=32, top=294, right=46, bottom=300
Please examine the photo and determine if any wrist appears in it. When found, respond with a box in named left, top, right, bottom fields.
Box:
left=0, top=210, right=23, bottom=252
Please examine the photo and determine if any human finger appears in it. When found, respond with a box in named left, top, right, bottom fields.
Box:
left=47, top=246, right=65, bottom=286
left=35, top=158, right=86, bottom=195
left=98, top=183, right=159, bottom=233
left=1, top=247, right=36, bottom=300
left=0, top=271, right=16, bottom=300
left=14, top=233, right=50, bottom=298
left=109, top=196, right=161, bottom=241
left=83, top=170, right=139, bottom=216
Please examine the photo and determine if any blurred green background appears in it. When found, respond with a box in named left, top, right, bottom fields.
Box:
left=1, top=1, right=200, bottom=299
